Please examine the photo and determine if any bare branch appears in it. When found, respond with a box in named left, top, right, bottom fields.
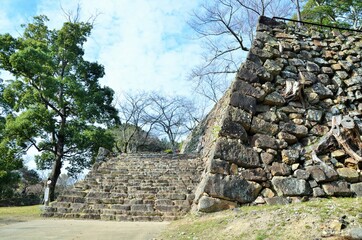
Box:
left=188, top=0, right=293, bottom=103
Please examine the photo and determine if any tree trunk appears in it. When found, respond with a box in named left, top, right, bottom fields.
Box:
left=296, top=0, right=301, bottom=22
left=49, top=156, right=62, bottom=201
left=49, top=127, right=65, bottom=201
left=292, top=0, right=302, bottom=27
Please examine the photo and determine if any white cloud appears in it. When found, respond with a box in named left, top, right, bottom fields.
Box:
left=1, top=0, right=205, bottom=171
left=34, top=0, right=203, bottom=97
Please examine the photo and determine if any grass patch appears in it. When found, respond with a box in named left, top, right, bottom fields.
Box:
left=0, top=205, right=42, bottom=225
left=160, top=198, right=362, bottom=240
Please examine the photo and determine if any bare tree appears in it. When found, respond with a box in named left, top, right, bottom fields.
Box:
left=147, top=93, right=197, bottom=153
left=115, top=91, right=155, bottom=153
left=189, top=0, right=294, bottom=103
left=291, top=0, right=302, bottom=22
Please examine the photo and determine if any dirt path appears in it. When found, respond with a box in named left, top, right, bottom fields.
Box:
left=0, top=219, right=169, bottom=240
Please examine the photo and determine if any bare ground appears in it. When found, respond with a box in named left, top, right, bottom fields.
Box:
left=0, top=219, right=169, bottom=240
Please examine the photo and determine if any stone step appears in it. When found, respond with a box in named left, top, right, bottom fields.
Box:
left=44, top=154, right=203, bottom=221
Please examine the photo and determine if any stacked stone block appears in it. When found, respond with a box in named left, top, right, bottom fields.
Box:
left=44, top=154, right=203, bottom=221
left=189, top=16, right=362, bottom=212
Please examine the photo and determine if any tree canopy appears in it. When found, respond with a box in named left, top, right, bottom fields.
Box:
left=0, top=15, right=118, bottom=200
left=301, top=0, right=362, bottom=29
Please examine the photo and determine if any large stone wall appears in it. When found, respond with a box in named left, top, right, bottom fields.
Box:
left=46, top=16, right=362, bottom=221
left=190, top=16, right=362, bottom=212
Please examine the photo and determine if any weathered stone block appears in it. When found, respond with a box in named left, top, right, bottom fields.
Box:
left=306, top=165, right=339, bottom=183
left=110, top=204, right=130, bottom=210
left=254, top=196, right=266, bottom=204
left=155, top=199, right=173, bottom=206
left=299, top=71, right=318, bottom=84
left=261, top=152, right=274, bottom=165
left=313, top=187, right=326, bottom=197
left=337, top=168, right=359, bottom=183
left=281, top=122, right=308, bottom=138
left=314, top=57, right=329, bottom=65
left=232, top=80, right=265, bottom=100
left=263, top=91, right=286, bottom=106
left=289, top=58, right=304, bottom=66
left=264, top=59, right=282, bottom=76
left=272, top=176, right=312, bottom=196
left=155, top=205, right=180, bottom=212
left=197, top=196, right=237, bottom=213
left=306, top=109, right=323, bottom=122
left=229, top=107, right=252, bottom=130
left=336, top=70, right=349, bottom=79
left=214, top=138, right=261, bottom=168
left=251, top=47, right=274, bottom=61
left=240, top=168, right=267, bottom=182
left=209, top=158, right=230, bottom=175
left=261, top=188, right=275, bottom=198
left=331, top=149, right=346, bottom=159
left=277, top=131, right=297, bottom=144
left=312, top=82, right=334, bottom=99
left=293, top=169, right=310, bottom=180
left=270, top=162, right=292, bottom=176
left=281, top=149, right=300, bottom=165
left=219, top=118, right=248, bottom=142
left=258, top=110, right=279, bottom=123
left=306, top=61, right=320, bottom=72
left=131, top=204, right=154, bottom=213
left=203, top=174, right=262, bottom=203
left=322, top=181, right=353, bottom=196
left=349, top=228, right=362, bottom=240
left=250, top=117, right=279, bottom=136
left=242, top=60, right=272, bottom=82
left=230, top=92, right=257, bottom=115
left=265, top=196, right=290, bottom=205
left=237, top=66, right=259, bottom=83
left=350, top=182, right=362, bottom=196
left=170, top=193, right=186, bottom=200
left=252, top=134, right=278, bottom=149
left=344, top=76, right=362, bottom=87
left=310, top=125, right=329, bottom=136
left=338, top=60, right=353, bottom=71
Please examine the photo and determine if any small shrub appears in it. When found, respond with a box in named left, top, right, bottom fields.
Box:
left=164, top=149, right=173, bottom=154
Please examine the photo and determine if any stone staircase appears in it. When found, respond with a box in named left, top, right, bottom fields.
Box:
left=43, top=153, right=204, bottom=221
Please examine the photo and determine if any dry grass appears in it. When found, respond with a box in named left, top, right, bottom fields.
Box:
left=160, top=198, right=362, bottom=240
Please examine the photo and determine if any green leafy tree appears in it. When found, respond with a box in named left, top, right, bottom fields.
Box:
left=0, top=15, right=118, bottom=200
left=0, top=79, right=23, bottom=199
left=301, top=0, right=362, bottom=29
left=0, top=140, right=23, bottom=199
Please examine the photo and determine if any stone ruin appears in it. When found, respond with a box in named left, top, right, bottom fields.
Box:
left=44, top=154, right=203, bottom=221
left=45, top=16, right=362, bottom=220
left=186, top=16, right=362, bottom=212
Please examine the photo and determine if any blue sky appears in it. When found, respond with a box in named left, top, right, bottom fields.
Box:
left=1, top=0, right=205, bottom=171
left=0, top=0, right=203, bottom=98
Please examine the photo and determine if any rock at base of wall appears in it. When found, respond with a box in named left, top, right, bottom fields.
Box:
left=322, top=181, right=353, bottom=196
left=197, top=196, right=237, bottom=213
left=306, top=165, right=339, bottom=183
left=351, top=182, right=362, bottom=196
left=203, top=174, right=262, bottom=204
left=337, top=168, right=360, bottom=183
left=271, top=176, right=312, bottom=196
left=265, top=196, right=290, bottom=205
